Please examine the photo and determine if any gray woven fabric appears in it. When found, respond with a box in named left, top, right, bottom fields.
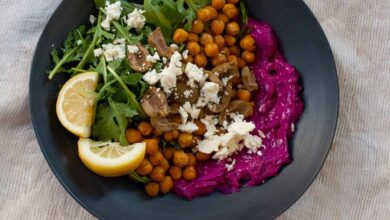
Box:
left=0, top=0, right=389, bottom=219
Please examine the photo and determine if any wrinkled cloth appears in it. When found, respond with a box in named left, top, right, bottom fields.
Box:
left=0, top=0, right=389, bottom=219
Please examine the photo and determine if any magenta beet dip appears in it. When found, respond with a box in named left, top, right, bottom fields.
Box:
left=173, top=18, right=304, bottom=200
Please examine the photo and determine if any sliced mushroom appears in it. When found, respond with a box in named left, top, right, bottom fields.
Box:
left=141, top=87, right=169, bottom=118
left=148, top=27, right=174, bottom=58
left=171, top=76, right=200, bottom=105
left=241, top=66, right=258, bottom=92
left=208, top=81, right=233, bottom=113
left=127, top=44, right=153, bottom=73
left=218, top=100, right=254, bottom=125
left=211, top=61, right=240, bottom=86
left=205, top=70, right=223, bottom=88
left=150, top=116, right=179, bottom=132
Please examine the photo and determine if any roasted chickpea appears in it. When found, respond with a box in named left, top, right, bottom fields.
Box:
left=184, top=54, right=194, bottom=63
left=227, top=55, right=238, bottom=62
left=144, top=139, right=159, bottom=155
left=212, top=0, right=226, bottom=10
left=152, top=127, right=163, bottom=136
left=145, top=182, right=159, bottom=197
left=137, top=121, right=153, bottom=136
left=224, top=35, right=236, bottom=46
left=150, top=166, right=165, bottom=182
left=236, top=57, right=247, bottom=69
left=237, top=89, right=252, bottom=101
left=240, top=35, right=256, bottom=51
left=193, top=120, right=206, bottom=136
left=183, top=166, right=197, bottom=181
left=126, top=129, right=142, bottom=144
left=173, top=28, right=189, bottom=43
left=159, top=176, right=174, bottom=193
left=149, top=151, right=164, bottom=166
left=242, top=50, right=256, bottom=63
left=163, top=147, right=174, bottom=160
left=230, top=45, right=241, bottom=56
left=169, top=166, right=182, bottom=180
left=223, top=4, right=239, bottom=18
left=200, top=33, right=214, bottom=46
left=187, top=41, right=201, bottom=56
left=187, top=33, right=199, bottom=42
left=211, top=19, right=225, bottom=35
left=220, top=47, right=231, bottom=56
left=187, top=153, right=197, bottom=166
left=136, top=159, right=153, bottom=176
left=194, top=53, right=208, bottom=67
left=178, top=133, right=193, bottom=148
left=226, top=21, right=240, bottom=35
left=159, top=158, right=170, bottom=171
left=204, top=43, right=219, bottom=58
left=197, top=8, right=211, bottom=22
left=164, top=131, right=174, bottom=141
left=171, top=129, right=179, bottom=139
left=196, top=151, right=211, bottom=161
left=217, top=14, right=229, bottom=24
left=173, top=151, right=189, bottom=167
left=191, top=20, right=204, bottom=34
left=214, top=35, right=225, bottom=49
left=206, top=6, right=218, bottom=19
left=211, top=53, right=227, bottom=66
left=227, top=0, right=239, bottom=4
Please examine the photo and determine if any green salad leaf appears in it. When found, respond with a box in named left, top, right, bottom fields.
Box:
left=129, top=171, right=151, bottom=183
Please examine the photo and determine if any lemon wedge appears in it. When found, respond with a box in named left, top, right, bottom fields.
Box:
left=56, top=72, right=99, bottom=137
left=78, top=138, right=146, bottom=177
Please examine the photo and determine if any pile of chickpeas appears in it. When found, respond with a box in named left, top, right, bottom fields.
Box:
left=172, top=0, right=256, bottom=69
left=126, top=120, right=211, bottom=197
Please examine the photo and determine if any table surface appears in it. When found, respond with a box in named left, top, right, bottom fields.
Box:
left=1, top=0, right=389, bottom=219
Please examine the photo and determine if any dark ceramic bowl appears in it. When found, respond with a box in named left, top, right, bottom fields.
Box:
left=30, top=0, right=339, bottom=219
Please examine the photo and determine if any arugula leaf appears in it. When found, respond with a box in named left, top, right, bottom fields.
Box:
left=112, top=20, right=144, bottom=45
left=108, top=98, right=133, bottom=145
left=129, top=171, right=151, bottom=184
left=94, top=0, right=143, bottom=16
left=93, top=104, right=122, bottom=142
left=239, top=1, right=248, bottom=25
left=121, top=73, right=143, bottom=86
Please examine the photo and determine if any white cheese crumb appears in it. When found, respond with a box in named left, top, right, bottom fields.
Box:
left=162, top=57, right=168, bottom=64
left=182, top=50, right=189, bottom=59
left=102, top=43, right=126, bottom=61
left=101, top=1, right=123, bottom=31
left=201, top=82, right=220, bottom=104
left=198, top=136, right=221, bottom=154
left=113, top=38, right=126, bottom=45
left=182, top=102, right=201, bottom=119
left=200, top=115, right=218, bottom=138
left=146, top=52, right=160, bottom=63
left=170, top=51, right=183, bottom=69
left=93, top=48, right=103, bottom=57
left=170, top=44, right=179, bottom=50
left=244, top=134, right=262, bottom=152
left=183, top=90, right=193, bottom=98
left=185, top=62, right=206, bottom=88
left=222, top=76, right=233, bottom=87
left=225, top=159, right=236, bottom=171
left=125, top=8, right=145, bottom=30
left=142, top=69, right=159, bottom=85
left=178, top=106, right=189, bottom=124
left=89, top=15, right=97, bottom=24
left=178, top=122, right=199, bottom=133
left=127, top=45, right=139, bottom=53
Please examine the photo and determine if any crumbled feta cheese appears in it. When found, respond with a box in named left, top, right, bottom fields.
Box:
left=76, top=39, right=82, bottom=45
left=89, top=15, right=97, bottom=24
left=127, top=45, right=139, bottom=53
left=198, top=136, right=221, bottom=154
left=178, top=122, right=198, bottom=133
left=182, top=50, right=189, bottom=59
left=125, top=8, right=145, bottom=30
left=182, top=102, right=201, bottom=119
left=225, top=159, right=236, bottom=171
left=162, top=57, right=168, bottom=64
left=244, top=134, right=262, bottom=152
left=200, top=115, right=218, bottom=138
left=102, top=43, right=126, bottom=61
left=159, top=66, right=177, bottom=94
left=227, top=120, right=256, bottom=136
left=178, top=106, right=189, bottom=124
left=222, top=76, right=233, bottom=87
left=143, top=69, right=159, bottom=85
left=202, top=82, right=220, bottom=104
left=113, top=38, right=126, bottom=45
left=93, top=48, right=103, bottom=57
left=146, top=52, right=160, bottom=63
left=185, top=62, right=206, bottom=88
left=170, top=51, right=183, bottom=69
left=170, top=44, right=179, bottom=50
left=212, top=148, right=229, bottom=160
left=101, top=1, right=123, bottom=31
left=183, top=90, right=193, bottom=99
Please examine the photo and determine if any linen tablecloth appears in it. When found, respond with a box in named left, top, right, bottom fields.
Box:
left=1, top=0, right=389, bottom=219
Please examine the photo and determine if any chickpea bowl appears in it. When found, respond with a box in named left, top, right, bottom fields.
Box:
left=30, top=0, right=338, bottom=219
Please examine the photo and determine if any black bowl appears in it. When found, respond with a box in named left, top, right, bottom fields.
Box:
left=29, top=0, right=338, bottom=219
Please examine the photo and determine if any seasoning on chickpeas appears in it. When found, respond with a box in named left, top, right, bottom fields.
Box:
left=150, top=166, right=166, bottom=182
left=159, top=176, right=174, bottom=193
left=125, top=129, right=142, bottom=144
left=212, top=0, right=226, bottom=10
left=194, top=53, right=208, bottom=67
left=197, top=8, right=212, bottom=22
left=223, top=4, right=239, bottom=18
left=187, top=33, right=199, bottom=42
left=214, top=35, right=225, bottom=49
left=173, top=28, right=189, bottom=43
left=187, top=41, right=201, bottom=56
left=187, top=153, right=197, bottom=166
left=230, top=45, right=241, bottom=56
left=144, top=139, right=158, bottom=155
left=178, top=133, right=194, bottom=148
left=152, top=127, right=163, bottom=136
left=211, top=19, right=225, bottom=35
left=237, top=89, right=252, bottom=101
left=145, top=182, right=159, bottom=197
left=220, top=47, right=231, bottom=56
left=211, top=53, right=227, bottom=66
left=183, top=166, right=197, bottom=181
left=236, top=57, right=247, bottom=69
left=242, top=50, right=256, bottom=63
left=191, top=20, right=204, bottom=34
left=163, top=147, right=174, bottom=160
left=194, top=120, right=206, bottom=136
left=200, top=33, right=214, bottom=46
left=205, top=6, right=218, bottom=19
left=173, top=150, right=189, bottom=167
left=227, top=55, right=238, bottom=62
left=136, top=159, right=153, bottom=176
left=169, top=166, right=182, bottom=180
left=226, top=21, right=240, bottom=36
left=159, top=157, right=170, bottom=171
left=204, top=43, right=219, bottom=58
left=149, top=151, right=164, bottom=166
left=240, top=35, right=256, bottom=51
left=224, top=35, right=236, bottom=47
left=137, top=121, right=153, bottom=136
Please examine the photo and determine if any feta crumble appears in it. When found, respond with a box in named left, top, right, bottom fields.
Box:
left=93, top=48, right=103, bottom=57
left=143, top=69, right=159, bottom=85
left=202, top=82, right=220, bottom=104
left=225, top=159, right=236, bottom=171
left=178, top=122, right=199, bottom=133
left=101, top=43, right=126, bottom=61
left=183, top=90, right=193, bottom=98
left=125, top=8, right=145, bottom=30
left=185, top=62, right=206, bottom=88
left=101, top=1, right=123, bottom=31
left=146, top=52, right=160, bottom=63
left=127, top=45, right=139, bottom=53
